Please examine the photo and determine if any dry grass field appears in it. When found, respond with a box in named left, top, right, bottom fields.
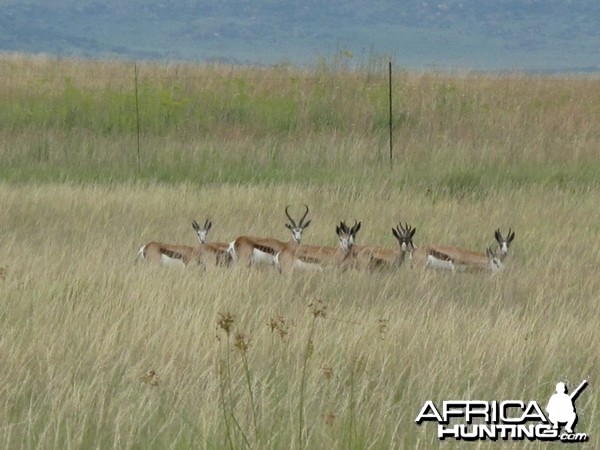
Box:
left=1, top=182, right=598, bottom=449
left=0, top=55, right=599, bottom=448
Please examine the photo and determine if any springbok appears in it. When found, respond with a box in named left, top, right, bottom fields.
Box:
left=228, top=204, right=311, bottom=268
left=275, top=220, right=361, bottom=273
left=350, top=222, right=416, bottom=270
left=493, top=228, right=516, bottom=262
left=408, top=228, right=513, bottom=273
left=191, top=219, right=232, bottom=267
left=137, top=219, right=231, bottom=267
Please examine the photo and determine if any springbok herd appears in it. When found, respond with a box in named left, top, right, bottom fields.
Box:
left=138, top=205, right=515, bottom=275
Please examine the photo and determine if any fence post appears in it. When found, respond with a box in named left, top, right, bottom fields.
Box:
left=388, top=61, right=393, bottom=167
left=134, top=63, right=141, bottom=173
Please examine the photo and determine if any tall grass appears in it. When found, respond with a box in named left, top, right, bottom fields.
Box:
left=0, top=182, right=598, bottom=449
left=0, top=54, right=598, bottom=448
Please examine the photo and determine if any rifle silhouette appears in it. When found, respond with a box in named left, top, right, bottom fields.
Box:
left=569, top=380, right=588, bottom=401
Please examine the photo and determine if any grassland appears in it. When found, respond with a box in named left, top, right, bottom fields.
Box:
left=0, top=54, right=599, bottom=449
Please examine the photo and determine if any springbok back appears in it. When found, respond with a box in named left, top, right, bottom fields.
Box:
left=275, top=220, right=361, bottom=273
left=229, top=204, right=312, bottom=268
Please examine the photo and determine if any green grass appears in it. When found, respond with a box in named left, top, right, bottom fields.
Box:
left=1, top=55, right=600, bottom=190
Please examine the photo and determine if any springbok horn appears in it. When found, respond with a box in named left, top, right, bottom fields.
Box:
left=285, top=205, right=297, bottom=228
left=299, top=204, right=310, bottom=228
left=401, top=222, right=410, bottom=234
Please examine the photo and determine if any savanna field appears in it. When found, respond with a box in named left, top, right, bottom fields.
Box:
left=0, top=54, right=598, bottom=449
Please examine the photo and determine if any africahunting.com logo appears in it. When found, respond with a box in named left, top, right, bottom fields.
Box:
left=416, top=380, right=589, bottom=443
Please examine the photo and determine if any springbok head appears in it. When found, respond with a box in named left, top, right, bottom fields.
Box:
left=486, top=246, right=504, bottom=273
left=336, top=220, right=361, bottom=252
left=494, top=228, right=515, bottom=254
left=391, top=222, right=416, bottom=252
left=284, top=204, right=311, bottom=243
left=192, top=219, right=212, bottom=244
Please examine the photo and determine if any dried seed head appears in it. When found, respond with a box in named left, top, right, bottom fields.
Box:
left=306, top=339, right=314, bottom=358
left=321, top=365, right=333, bottom=381
left=234, top=332, right=250, bottom=354
left=308, top=299, right=327, bottom=319
left=217, top=312, right=235, bottom=335
left=141, top=369, right=160, bottom=387
left=268, top=315, right=289, bottom=341
left=324, top=412, right=336, bottom=426
left=378, top=318, right=388, bottom=339
left=268, top=318, right=277, bottom=332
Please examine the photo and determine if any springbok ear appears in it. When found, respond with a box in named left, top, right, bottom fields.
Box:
left=409, top=227, right=416, bottom=238
left=206, top=220, right=212, bottom=231
left=391, top=227, right=400, bottom=240
left=192, top=220, right=200, bottom=231
left=336, top=225, right=341, bottom=235
left=285, top=223, right=292, bottom=230
left=354, top=222, right=362, bottom=233
left=508, top=230, right=515, bottom=242
left=302, top=220, right=311, bottom=229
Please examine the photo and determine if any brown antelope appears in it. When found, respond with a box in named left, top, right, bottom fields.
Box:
left=493, top=228, right=516, bottom=262
left=408, top=228, right=514, bottom=273
left=275, top=220, right=361, bottom=274
left=350, top=222, right=416, bottom=270
left=228, top=205, right=311, bottom=268
left=191, top=219, right=232, bottom=267
left=137, top=219, right=231, bottom=267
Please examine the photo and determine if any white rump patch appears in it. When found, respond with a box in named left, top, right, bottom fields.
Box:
left=292, top=259, right=323, bottom=272
left=426, top=255, right=455, bottom=271
left=251, top=248, right=276, bottom=265
left=159, top=254, right=186, bottom=268
left=227, top=241, right=236, bottom=260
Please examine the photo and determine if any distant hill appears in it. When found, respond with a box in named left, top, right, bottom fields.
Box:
left=1, top=0, right=599, bottom=72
